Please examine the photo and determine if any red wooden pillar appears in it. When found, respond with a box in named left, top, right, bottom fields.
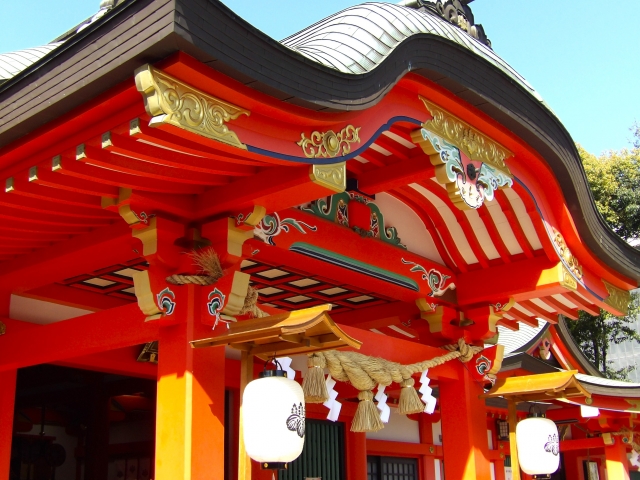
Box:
left=605, top=439, right=630, bottom=480
left=0, top=369, right=16, bottom=480
left=154, top=284, right=226, bottom=480
left=0, top=290, right=15, bottom=480
left=418, top=415, right=437, bottom=480
left=439, top=363, right=491, bottom=480
left=346, top=424, right=368, bottom=480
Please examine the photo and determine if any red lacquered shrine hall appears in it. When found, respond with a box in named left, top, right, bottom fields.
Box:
left=1, top=1, right=640, bottom=480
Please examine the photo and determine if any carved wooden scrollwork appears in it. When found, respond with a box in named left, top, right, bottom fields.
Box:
left=134, top=64, right=249, bottom=149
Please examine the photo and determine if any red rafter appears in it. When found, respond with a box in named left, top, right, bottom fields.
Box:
left=52, top=155, right=204, bottom=194
left=109, top=130, right=258, bottom=176
left=421, top=178, right=492, bottom=268
left=494, top=190, right=534, bottom=258
left=518, top=300, right=558, bottom=324
left=394, top=185, right=469, bottom=273
left=79, top=144, right=229, bottom=186
left=539, top=296, right=579, bottom=320
left=390, top=189, right=460, bottom=273
left=477, top=205, right=513, bottom=263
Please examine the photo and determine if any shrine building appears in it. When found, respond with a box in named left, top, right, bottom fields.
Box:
left=1, top=0, right=640, bottom=479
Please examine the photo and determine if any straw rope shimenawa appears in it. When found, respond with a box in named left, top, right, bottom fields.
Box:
left=303, top=339, right=482, bottom=432
left=166, top=249, right=268, bottom=318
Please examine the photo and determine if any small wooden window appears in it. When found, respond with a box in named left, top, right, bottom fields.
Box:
left=496, top=419, right=509, bottom=441
left=367, top=456, right=418, bottom=480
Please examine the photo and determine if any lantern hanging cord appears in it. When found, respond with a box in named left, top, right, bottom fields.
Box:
left=166, top=249, right=268, bottom=318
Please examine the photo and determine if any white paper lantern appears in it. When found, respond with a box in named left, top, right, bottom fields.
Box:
left=243, top=370, right=305, bottom=468
left=516, top=416, right=560, bottom=476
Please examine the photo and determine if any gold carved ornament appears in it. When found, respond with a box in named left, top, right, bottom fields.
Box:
left=602, top=280, right=631, bottom=316
left=134, top=64, right=249, bottom=149
left=551, top=227, right=583, bottom=281
left=309, top=162, right=346, bottom=193
left=418, top=96, right=513, bottom=174
left=298, top=125, right=361, bottom=159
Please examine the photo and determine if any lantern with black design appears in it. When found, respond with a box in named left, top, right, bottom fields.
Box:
left=516, top=404, right=560, bottom=479
left=242, top=358, right=305, bottom=470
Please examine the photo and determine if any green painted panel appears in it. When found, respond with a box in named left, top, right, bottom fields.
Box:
left=279, top=419, right=345, bottom=480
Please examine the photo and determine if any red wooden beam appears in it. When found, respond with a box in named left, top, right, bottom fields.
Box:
left=55, top=347, right=157, bottom=379
left=367, top=439, right=442, bottom=457
left=195, top=163, right=341, bottom=220
left=0, top=304, right=157, bottom=372
left=19, top=284, right=133, bottom=312
left=0, top=221, right=133, bottom=292
left=559, top=437, right=606, bottom=452
left=455, top=256, right=558, bottom=307
left=357, top=155, right=436, bottom=194
left=338, top=324, right=458, bottom=380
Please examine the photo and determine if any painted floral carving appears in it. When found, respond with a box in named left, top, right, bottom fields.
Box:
left=422, top=130, right=512, bottom=209
left=156, top=287, right=176, bottom=315
left=207, top=288, right=226, bottom=329
left=254, top=213, right=317, bottom=246
left=401, top=258, right=455, bottom=297
left=302, top=192, right=406, bottom=249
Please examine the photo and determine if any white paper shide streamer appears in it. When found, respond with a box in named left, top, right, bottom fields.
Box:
left=375, top=384, right=391, bottom=423
left=276, top=357, right=296, bottom=381
left=323, top=375, right=342, bottom=422
left=419, top=370, right=437, bottom=414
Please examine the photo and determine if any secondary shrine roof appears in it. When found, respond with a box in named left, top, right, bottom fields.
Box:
left=0, top=44, right=62, bottom=82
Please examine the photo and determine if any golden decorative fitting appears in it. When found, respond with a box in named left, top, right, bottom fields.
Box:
left=309, top=162, right=346, bottom=193
left=418, top=96, right=512, bottom=174
left=298, top=126, right=361, bottom=158
left=602, top=280, right=631, bottom=316
left=134, top=64, right=249, bottom=149
left=560, top=265, right=578, bottom=291
left=0, top=320, right=5, bottom=335
left=551, top=227, right=583, bottom=280
left=5, top=178, right=14, bottom=193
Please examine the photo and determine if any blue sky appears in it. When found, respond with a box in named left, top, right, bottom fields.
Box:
left=1, top=0, right=639, bottom=155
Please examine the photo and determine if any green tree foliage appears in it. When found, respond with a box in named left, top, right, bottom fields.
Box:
left=565, top=293, right=640, bottom=380
left=567, top=131, right=640, bottom=380
left=578, top=131, right=640, bottom=243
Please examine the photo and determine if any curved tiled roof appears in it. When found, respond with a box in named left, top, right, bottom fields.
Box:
left=281, top=2, right=544, bottom=105
left=0, top=44, right=62, bottom=81
left=497, top=322, right=548, bottom=356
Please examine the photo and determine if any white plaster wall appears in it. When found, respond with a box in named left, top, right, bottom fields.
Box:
left=365, top=409, right=420, bottom=443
